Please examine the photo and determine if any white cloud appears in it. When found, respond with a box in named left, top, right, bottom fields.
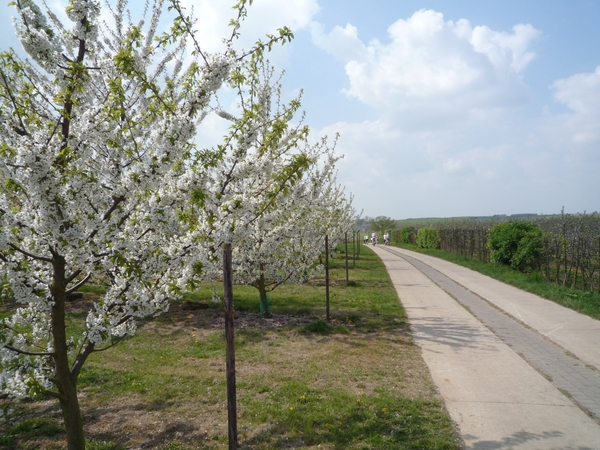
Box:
left=324, top=117, right=554, bottom=217
left=552, top=66, right=600, bottom=117
left=471, top=23, right=540, bottom=72
left=529, top=66, right=600, bottom=165
left=530, top=66, right=600, bottom=170
left=309, top=22, right=366, bottom=62
left=182, top=0, right=320, bottom=55
left=195, top=108, right=234, bottom=150
left=1, top=0, right=320, bottom=57
left=304, top=8, right=584, bottom=218
left=311, top=9, right=541, bottom=129
left=440, top=146, right=510, bottom=180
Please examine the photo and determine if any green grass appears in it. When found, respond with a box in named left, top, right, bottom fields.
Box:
left=0, top=417, right=64, bottom=447
left=241, top=385, right=455, bottom=449
left=178, top=246, right=406, bottom=333
left=1, top=244, right=461, bottom=449
left=393, top=242, right=600, bottom=320
left=86, top=441, right=126, bottom=450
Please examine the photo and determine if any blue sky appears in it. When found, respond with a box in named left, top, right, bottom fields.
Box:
left=2, top=0, right=599, bottom=219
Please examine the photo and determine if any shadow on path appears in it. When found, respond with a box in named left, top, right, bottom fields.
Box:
left=407, top=314, right=500, bottom=354
left=465, top=429, right=596, bottom=450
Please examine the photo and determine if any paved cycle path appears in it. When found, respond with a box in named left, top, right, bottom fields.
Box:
left=369, top=245, right=600, bottom=450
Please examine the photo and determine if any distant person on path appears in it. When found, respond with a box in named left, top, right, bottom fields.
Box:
left=372, top=232, right=376, bottom=245
left=364, top=235, right=369, bottom=244
left=384, top=233, right=390, bottom=245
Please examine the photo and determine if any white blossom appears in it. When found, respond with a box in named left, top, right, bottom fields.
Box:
left=190, top=61, right=357, bottom=303
left=0, top=0, right=343, bottom=446
left=0, top=0, right=270, bottom=402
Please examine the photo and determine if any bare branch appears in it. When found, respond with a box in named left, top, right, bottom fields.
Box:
left=71, top=342, right=95, bottom=379
left=0, top=69, right=29, bottom=137
left=7, top=243, right=53, bottom=263
left=3, top=344, right=54, bottom=357
left=66, top=273, right=92, bottom=294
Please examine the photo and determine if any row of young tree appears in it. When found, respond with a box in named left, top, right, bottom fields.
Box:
left=396, top=212, right=600, bottom=293
left=0, top=1, right=355, bottom=448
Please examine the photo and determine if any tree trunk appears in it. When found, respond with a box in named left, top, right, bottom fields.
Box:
left=58, top=380, right=85, bottom=450
left=50, top=254, right=86, bottom=450
left=256, top=272, right=271, bottom=318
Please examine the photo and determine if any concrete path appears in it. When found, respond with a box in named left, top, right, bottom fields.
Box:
left=369, top=244, right=600, bottom=450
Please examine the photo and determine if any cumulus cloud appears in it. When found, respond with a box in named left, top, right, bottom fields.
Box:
left=311, top=9, right=541, bottom=129
left=309, top=22, right=366, bottom=62
left=471, top=23, right=540, bottom=72
left=549, top=67, right=600, bottom=145
left=303, top=8, right=582, bottom=217
left=182, top=0, right=319, bottom=54
left=552, top=66, right=600, bottom=115
left=525, top=66, right=600, bottom=172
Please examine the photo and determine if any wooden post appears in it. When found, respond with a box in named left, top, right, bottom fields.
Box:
left=325, top=234, right=330, bottom=322
left=353, top=230, right=356, bottom=268
left=223, top=244, right=237, bottom=450
left=345, top=232, right=349, bottom=284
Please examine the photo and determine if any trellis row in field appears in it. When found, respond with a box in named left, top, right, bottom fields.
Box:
left=399, top=213, right=600, bottom=293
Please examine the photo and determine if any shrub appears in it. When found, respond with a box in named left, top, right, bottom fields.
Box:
left=417, top=227, right=440, bottom=249
left=401, top=227, right=416, bottom=244
left=487, top=221, right=544, bottom=272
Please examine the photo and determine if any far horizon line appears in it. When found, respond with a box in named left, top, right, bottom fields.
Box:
left=360, top=210, right=599, bottom=222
